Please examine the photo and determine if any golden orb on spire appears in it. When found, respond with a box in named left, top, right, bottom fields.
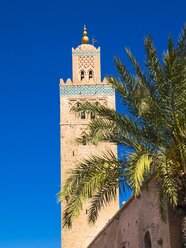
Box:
left=82, top=25, right=89, bottom=44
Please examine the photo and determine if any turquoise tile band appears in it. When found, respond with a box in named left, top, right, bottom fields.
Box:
left=72, top=50, right=100, bottom=56
left=60, top=84, right=114, bottom=96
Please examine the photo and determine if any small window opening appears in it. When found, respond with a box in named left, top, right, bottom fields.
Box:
left=80, top=70, right=85, bottom=81
left=86, top=209, right=88, bottom=214
left=91, top=111, right=95, bottom=119
left=89, top=70, right=93, bottom=79
left=81, top=111, right=86, bottom=119
left=82, top=135, right=86, bottom=145
left=121, top=241, right=127, bottom=248
left=73, top=151, right=75, bottom=156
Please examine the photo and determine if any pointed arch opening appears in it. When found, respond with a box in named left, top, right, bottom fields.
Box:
left=80, top=70, right=85, bottom=81
left=88, top=69, right=94, bottom=80
left=144, top=231, right=152, bottom=248
left=81, top=111, right=86, bottom=119
left=90, top=111, right=95, bottom=119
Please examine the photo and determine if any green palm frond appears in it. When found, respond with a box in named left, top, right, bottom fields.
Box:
left=88, top=181, right=118, bottom=224
left=158, top=184, right=168, bottom=222
left=125, top=48, right=145, bottom=79
left=108, top=59, right=140, bottom=116
left=113, top=57, right=135, bottom=93
left=127, top=152, right=152, bottom=195
left=60, top=25, right=186, bottom=227
left=60, top=151, right=119, bottom=227
left=157, top=163, right=178, bottom=206
left=144, top=36, right=164, bottom=84
left=177, top=24, right=186, bottom=56
left=74, top=105, right=158, bottom=151
left=76, top=118, right=116, bottom=145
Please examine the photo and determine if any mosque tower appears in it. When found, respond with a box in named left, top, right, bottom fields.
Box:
left=60, top=26, right=119, bottom=248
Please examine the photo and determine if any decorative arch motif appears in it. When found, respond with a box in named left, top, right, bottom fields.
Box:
left=144, top=231, right=152, bottom=248
left=68, top=99, right=108, bottom=121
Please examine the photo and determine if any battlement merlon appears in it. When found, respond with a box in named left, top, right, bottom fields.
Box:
left=60, top=77, right=110, bottom=86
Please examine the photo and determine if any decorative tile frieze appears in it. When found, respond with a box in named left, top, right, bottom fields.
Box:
left=72, top=50, right=100, bottom=56
left=60, top=84, right=114, bottom=96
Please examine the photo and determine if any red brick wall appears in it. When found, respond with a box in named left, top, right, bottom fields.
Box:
left=87, top=181, right=175, bottom=248
left=168, top=206, right=183, bottom=248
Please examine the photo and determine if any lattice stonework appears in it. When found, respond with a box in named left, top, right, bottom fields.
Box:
left=60, top=85, right=115, bottom=96
left=78, top=56, right=94, bottom=69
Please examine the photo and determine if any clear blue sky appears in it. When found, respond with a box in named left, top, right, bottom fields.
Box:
left=0, top=0, right=185, bottom=247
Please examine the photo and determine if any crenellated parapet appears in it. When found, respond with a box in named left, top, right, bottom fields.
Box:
left=60, top=77, right=108, bottom=86
left=60, top=77, right=114, bottom=96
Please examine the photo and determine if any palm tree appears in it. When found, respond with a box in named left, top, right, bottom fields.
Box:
left=59, top=25, right=186, bottom=246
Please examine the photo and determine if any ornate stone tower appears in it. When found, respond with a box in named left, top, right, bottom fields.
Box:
left=60, top=26, right=119, bottom=248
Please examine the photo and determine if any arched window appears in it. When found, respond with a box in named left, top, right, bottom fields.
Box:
left=88, top=70, right=94, bottom=79
left=90, top=111, right=95, bottom=119
left=80, top=70, right=85, bottom=81
left=81, top=111, right=86, bottom=119
left=144, top=231, right=152, bottom=248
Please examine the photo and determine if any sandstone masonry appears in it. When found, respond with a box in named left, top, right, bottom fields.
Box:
left=60, top=27, right=119, bottom=248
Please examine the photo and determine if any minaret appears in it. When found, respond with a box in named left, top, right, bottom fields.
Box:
left=60, top=26, right=119, bottom=248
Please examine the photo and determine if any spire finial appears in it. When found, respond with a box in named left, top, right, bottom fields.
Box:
left=82, top=25, right=89, bottom=44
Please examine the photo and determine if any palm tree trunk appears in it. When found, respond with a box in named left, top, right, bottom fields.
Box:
left=181, top=215, right=186, bottom=247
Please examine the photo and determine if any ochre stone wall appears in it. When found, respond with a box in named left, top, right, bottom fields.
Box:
left=60, top=38, right=118, bottom=248
left=60, top=92, right=119, bottom=248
